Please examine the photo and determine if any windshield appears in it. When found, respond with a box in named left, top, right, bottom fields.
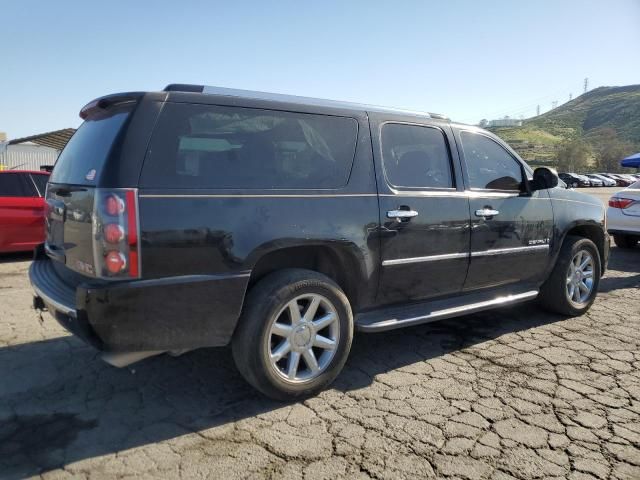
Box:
left=50, top=109, right=131, bottom=185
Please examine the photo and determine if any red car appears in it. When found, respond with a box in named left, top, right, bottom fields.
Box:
left=0, top=170, right=50, bottom=253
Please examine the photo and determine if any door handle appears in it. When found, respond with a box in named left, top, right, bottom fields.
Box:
left=387, top=209, right=419, bottom=222
left=475, top=208, right=500, bottom=218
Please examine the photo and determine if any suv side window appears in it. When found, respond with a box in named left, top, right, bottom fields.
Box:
left=460, top=131, right=523, bottom=191
left=381, top=123, right=453, bottom=189
left=141, top=103, right=358, bottom=189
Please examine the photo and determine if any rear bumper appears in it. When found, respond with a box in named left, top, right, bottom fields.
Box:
left=607, top=207, right=640, bottom=235
left=29, top=246, right=250, bottom=352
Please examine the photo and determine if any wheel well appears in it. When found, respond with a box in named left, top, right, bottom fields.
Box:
left=565, top=224, right=606, bottom=273
left=248, top=246, right=361, bottom=309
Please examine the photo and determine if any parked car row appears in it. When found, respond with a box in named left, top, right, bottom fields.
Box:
left=559, top=172, right=640, bottom=188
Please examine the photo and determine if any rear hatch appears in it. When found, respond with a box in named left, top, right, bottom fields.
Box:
left=46, top=102, right=134, bottom=277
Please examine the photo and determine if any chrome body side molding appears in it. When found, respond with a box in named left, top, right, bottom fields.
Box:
left=470, top=244, right=549, bottom=257
left=383, top=244, right=549, bottom=266
left=382, top=252, right=468, bottom=266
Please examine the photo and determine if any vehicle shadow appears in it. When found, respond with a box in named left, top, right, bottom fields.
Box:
left=599, top=247, right=640, bottom=292
left=1, top=248, right=637, bottom=478
left=1, top=303, right=564, bottom=479
left=0, top=252, right=33, bottom=264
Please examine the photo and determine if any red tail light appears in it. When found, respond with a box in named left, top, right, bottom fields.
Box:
left=93, top=188, right=141, bottom=279
left=105, top=251, right=127, bottom=273
left=104, top=223, right=125, bottom=243
left=105, top=194, right=125, bottom=216
left=608, top=197, right=634, bottom=209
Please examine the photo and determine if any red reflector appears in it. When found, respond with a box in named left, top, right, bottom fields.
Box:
left=104, top=223, right=124, bottom=243
left=125, top=190, right=139, bottom=277
left=105, top=194, right=125, bottom=216
left=608, top=197, right=634, bottom=209
left=105, top=251, right=126, bottom=274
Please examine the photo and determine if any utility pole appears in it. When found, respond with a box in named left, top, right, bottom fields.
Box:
left=569, top=93, right=573, bottom=101
left=584, top=77, right=589, bottom=93
left=552, top=100, right=558, bottom=109
left=536, top=105, right=540, bottom=116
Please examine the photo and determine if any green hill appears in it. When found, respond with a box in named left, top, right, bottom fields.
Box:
left=488, top=84, right=640, bottom=164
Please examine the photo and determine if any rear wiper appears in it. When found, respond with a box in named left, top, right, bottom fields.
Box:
left=52, top=186, right=87, bottom=197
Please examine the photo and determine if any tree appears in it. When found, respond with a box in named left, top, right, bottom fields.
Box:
left=590, top=128, right=635, bottom=172
left=555, top=139, right=592, bottom=172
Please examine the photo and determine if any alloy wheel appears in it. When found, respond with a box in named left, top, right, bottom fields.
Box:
left=266, top=294, right=339, bottom=383
left=566, top=249, right=595, bottom=307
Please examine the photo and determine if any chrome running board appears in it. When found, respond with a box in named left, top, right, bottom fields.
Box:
left=356, top=290, right=538, bottom=332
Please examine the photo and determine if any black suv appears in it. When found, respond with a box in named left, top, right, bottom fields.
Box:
left=31, top=85, right=609, bottom=400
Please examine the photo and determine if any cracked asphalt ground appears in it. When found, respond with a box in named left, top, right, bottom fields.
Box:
left=0, top=247, right=638, bottom=480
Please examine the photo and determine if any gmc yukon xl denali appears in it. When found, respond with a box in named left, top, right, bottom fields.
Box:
left=30, top=85, right=609, bottom=400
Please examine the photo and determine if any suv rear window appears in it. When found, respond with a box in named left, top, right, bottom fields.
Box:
left=50, top=108, right=131, bottom=185
left=141, top=103, right=358, bottom=189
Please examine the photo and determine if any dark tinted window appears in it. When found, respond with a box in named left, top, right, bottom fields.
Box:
left=30, top=173, right=49, bottom=196
left=460, top=132, right=523, bottom=191
left=50, top=108, right=131, bottom=185
left=381, top=124, right=453, bottom=189
left=0, top=173, right=31, bottom=197
left=141, top=103, right=358, bottom=189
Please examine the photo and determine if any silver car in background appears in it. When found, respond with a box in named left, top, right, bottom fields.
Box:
left=608, top=180, right=640, bottom=248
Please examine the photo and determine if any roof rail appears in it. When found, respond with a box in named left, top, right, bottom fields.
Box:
left=163, top=84, right=444, bottom=120
left=428, top=112, right=449, bottom=120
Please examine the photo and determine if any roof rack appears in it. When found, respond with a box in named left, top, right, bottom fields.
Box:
left=164, top=84, right=448, bottom=121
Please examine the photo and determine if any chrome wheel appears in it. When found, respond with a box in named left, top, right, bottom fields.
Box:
left=267, top=294, right=339, bottom=383
left=566, top=249, right=595, bottom=306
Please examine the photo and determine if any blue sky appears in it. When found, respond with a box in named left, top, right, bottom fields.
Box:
left=1, top=0, right=639, bottom=139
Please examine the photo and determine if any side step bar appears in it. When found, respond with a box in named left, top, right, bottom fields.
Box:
left=356, top=290, right=539, bottom=332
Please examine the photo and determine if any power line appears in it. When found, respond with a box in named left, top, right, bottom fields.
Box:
left=466, top=82, right=579, bottom=122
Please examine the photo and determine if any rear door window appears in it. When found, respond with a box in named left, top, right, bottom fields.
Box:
left=0, top=173, right=32, bottom=197
left=141, top=103, right=358, bottom=189
left=381, top=123, right=454, bottom=189
left=50, top=107, right=131, bottom=185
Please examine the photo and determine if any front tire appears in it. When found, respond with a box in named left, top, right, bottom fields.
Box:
left=538, top=236, right=601, bottom=316
left=232, top=269, right=353, bottom=401
left=613, top=234, right=638, bottom=249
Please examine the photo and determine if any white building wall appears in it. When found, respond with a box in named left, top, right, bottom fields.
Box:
left=0, top=143, right=59, bottom=170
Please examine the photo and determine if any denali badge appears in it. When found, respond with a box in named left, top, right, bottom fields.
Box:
left=85, top=169, right=97, bottom=181
left=528, top=238, right=550, bottom=245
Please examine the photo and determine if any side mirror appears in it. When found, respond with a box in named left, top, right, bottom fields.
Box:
left=530, top=167, right=559, bottom=191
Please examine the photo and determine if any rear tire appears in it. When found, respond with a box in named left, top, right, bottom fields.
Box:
left=538, top=236, right=601, bottom=316
left=613, top=234, right=638, bottom=249
left=232, top=269, right=353, bottom=401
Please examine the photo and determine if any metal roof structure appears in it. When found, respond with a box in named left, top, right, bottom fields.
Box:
left=8, top=128, right=76, bottom=151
